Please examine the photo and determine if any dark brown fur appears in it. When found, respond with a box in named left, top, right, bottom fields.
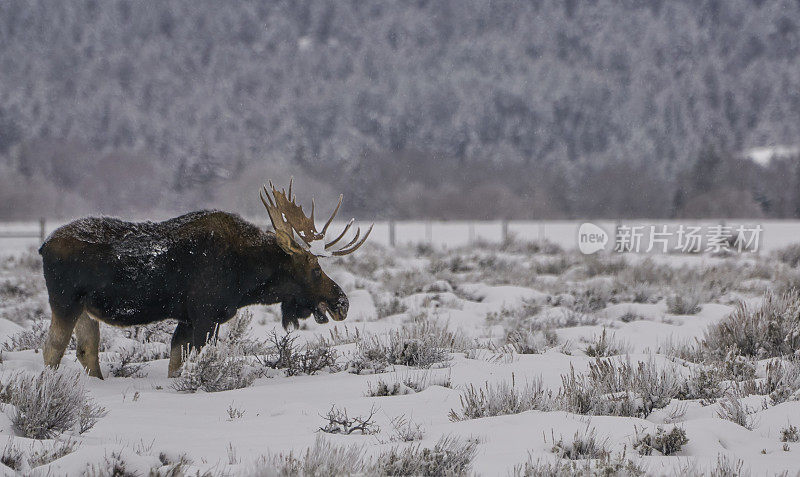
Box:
left=40, top=210, right=348, bottom=378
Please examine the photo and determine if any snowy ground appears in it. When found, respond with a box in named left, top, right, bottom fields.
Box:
left=2, top=236, right=800, bottom=475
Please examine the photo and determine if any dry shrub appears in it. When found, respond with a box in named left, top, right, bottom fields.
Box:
left=560, top=358, right=680, bottom=418
left=172, top=340, right=255, bottom=393
left=633, top=426, right=688, bottom=456
left=255, top=331, right=339, bottom=376
left=449, top=375, right=553, bottom=421
left=258, top=435, right=369, bottom=476
left=318, top=405, right=379, bottom=435
left=348, top=319, right=468, bottom=374
left=550, top=426, right=609, bottom=460
left=376, top=436, right=478, bottom=477
left=2, top=318, right=50, bottom=351
left=775, top=243, right=800, bottom=268
left=4, top=368, right=107, bottom=439
left=705, top=290, right=800, bottom=358
left=666, top=289, right=703, bottom=315
left=583, top=328, right=630, bottom=357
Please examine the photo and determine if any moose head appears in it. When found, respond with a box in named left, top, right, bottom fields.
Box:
left=260, top=180, right=372, bottom=329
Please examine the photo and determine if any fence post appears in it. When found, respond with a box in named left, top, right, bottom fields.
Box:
left=425, top=221, right=432, bottom=245
left=468, top=222, right=475, bottom=246
left=501, top=220, right=509, bottom=244
left=39, top=217, right=46, bottom=243
left=388, top=220, right=396, bottom=247
left=538, top=222, right=545, bottom=243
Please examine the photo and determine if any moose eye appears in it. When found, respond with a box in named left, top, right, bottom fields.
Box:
left=312, top=267, right=322, bottom=279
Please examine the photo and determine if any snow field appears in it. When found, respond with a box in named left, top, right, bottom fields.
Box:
left=1, top=240, right=800, bottom=475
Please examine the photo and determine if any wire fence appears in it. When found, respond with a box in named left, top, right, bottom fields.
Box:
left=0, top=218, right=47, bottom=242
left=1, top=218, right=799, bottom=253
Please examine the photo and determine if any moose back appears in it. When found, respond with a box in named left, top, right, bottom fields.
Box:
left=39, top=182, right=371, bottom=378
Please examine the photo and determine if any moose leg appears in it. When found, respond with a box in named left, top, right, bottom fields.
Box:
left=43, top=305, right=81, bottom=369
left=281, top=300, right=302, bottom=330
left=75, top=313, right=103, bottom=379
left=191, top=320, right=220, bottom=349
left=168, top=319, right=220, bottom=377
left=168, top=322, right=192, bottom=378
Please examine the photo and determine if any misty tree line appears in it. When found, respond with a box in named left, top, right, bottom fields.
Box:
left=1, top=0, right=799, bottom=220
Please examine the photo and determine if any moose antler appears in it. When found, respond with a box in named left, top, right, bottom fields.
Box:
left=260, top=178, right=372, bottom=256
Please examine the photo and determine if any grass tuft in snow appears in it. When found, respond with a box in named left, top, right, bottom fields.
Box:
left=3, top=368, right=107, bottom=439
left=0, top=248, right=41, bottom=273
left=498, top=308, right=597, bottom=337
left=222, top=310, right=266, bottom=356
left=380, top=269, right=435, bottom=297
left=257, top=435, right=369, bottom=476
left=775, top=243, right=800, bottom=268
left=658, top=336, right=707, bottom=363
left=678, top=366, right=724, bottom=401
left=389, top=415, right=426, bottom=442
left=173, top=339, right=255, bottom=393
left=629, top=283, right=658, bottom=304
left=374, top=294, right=408, bottom=319
left=1, top=437, right=79, bottom=471
left=227, top=402, right=246, bottom=420
left=583, top=328, right=629, bottom=357
left=619, top=309, right=646, bottom=323
left=2, top=318, right=50, bottom=352
left=666, top=289, right=703, bottom=315
left=570, top=285, right=612, bottom=313
left=453, top=358, right=681, bottom=421
left=716, top=394, right=758, bottom=430
left=104, top=340, right=169, bottom=378
left=678, top=454, right=750, bottom=477
left=632, top=426, right=688, bottom=456
left=776, top=269, right=800, bottom=296
left=406, top=370, right=452, bottom=392
left=29, top=438, right=80, bottom=467
left=780, top=424, right=799, bottom=443
left=325, top=324, right=362, bottom=346
left=375, top=435, right=478, bottom=477
left=0, top=439, right=25, bottom=471
left=349, top=319, right=467, bottom=374
left=266, top=417, right=468, bottom=475
left=449, top=375, right=553, bottom=421
left=560, top=358, right=680, bottom=418
left=367, top=370, right=452, bottom=397
left=505, top=328, right=558, bottom=354
left=171, top=311, right=320, bottom=390
left=367, top=378, right=414, bottom=397
left=705, top=290, right=800, bottom=358
left=0, top=274, right=40, bottom=300
left=765, top=358, right=800, bottom=404
left=549, top=426, right=609, bottom=460
left=347, top=339, right=391, bottom=375
left=513, top=453, right=645, bottom=477
left=85, top=442, right=197, bottom=476
left=581, top=254, right=628, bottom=277
left=718, top=347, right=757, bottom=382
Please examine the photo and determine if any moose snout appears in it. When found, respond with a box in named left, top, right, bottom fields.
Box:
left=334, top=294, right=349, bottom=320
left=313, top=293, right=348, bottom=324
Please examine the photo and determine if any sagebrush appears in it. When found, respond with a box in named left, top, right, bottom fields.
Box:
left=3, top=368, right=107, bottom=439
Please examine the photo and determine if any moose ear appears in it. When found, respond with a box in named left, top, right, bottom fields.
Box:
left=275, top=230, right=306, bottom=256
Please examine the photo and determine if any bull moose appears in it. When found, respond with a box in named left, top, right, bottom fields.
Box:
left=39, top=181, right=371, bottom=378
